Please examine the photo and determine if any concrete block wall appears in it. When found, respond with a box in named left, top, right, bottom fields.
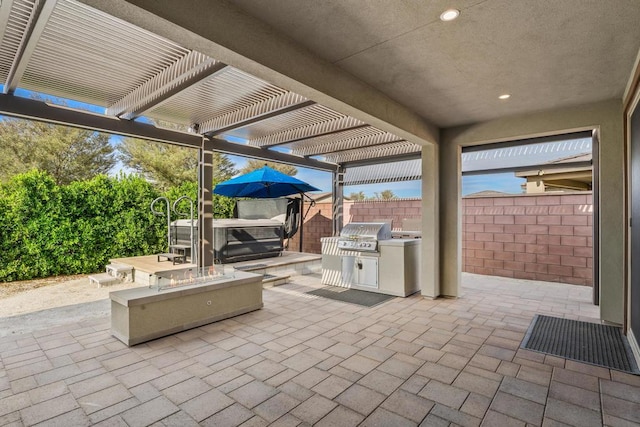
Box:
left=285, top=199, right=423, bottom=254
left=287, top=201, right=334, bottom=254
left=345, top=199, right=422, bottom=230
left=462, top=193, right=593, bottom=286
left=286, top=194, right=593, bottom=287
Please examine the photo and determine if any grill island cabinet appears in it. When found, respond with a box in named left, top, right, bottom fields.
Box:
left=110, top=270, right=263, bottom=346
left=321, top=237, right=420, bottom=297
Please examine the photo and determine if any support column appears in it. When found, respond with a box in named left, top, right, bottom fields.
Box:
left=439, top=140, right=461, bottom=297
left=198, top=138, right=214, bottom=267
left=332, top=166, right=345, bottom=236
left=421, top=143, right=440, bottom=298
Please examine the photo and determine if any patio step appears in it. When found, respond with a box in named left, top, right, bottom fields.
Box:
left=88, top=273, right=120, bottom=288
left=262, top=273, right=289, bottom=288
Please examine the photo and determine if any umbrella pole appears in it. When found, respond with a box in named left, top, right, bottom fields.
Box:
left=299, top=193, right=303, bottom=252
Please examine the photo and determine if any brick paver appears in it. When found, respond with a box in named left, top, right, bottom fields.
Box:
left=1, top=273, right=637, bottom=426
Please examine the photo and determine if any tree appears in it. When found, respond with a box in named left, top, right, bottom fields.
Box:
left=374, top=190, right=396, bottom=200
left=240, top=159, right=297, bottom=176
left=118, top=138, right=237, bottom=190
left=0, top=118, right=116, bottom=185
left=348, top=191, right=366, bottom=201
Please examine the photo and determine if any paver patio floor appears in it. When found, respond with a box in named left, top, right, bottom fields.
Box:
left=1, top=273, right=639, bottom=426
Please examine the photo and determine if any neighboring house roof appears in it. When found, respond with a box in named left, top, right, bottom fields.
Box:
left=464, top=190, right=511, bottom=197
left=548, top=152, right=592, bottom=164
left=515, top=152, right=592, bottom=192
left=515, top=152, right=592, bottom=176
left=309, top=192, right=333, bottom=202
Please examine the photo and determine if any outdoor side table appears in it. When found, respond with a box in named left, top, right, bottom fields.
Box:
left=170, top=244, right=190, bottom=258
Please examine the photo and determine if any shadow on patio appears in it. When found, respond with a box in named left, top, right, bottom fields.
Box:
left=0, top=273, right=638, bottom=426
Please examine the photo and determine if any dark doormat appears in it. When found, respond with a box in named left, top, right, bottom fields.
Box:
left=306, top=287, right=395, bottom=307
left=521, top=315, right=639, bottom=374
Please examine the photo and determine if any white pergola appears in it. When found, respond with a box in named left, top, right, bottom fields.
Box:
left=0, top=0, right=424, bottom=267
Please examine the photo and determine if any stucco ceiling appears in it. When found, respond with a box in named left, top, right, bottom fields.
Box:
left=226, top=0, right=640, bottom=127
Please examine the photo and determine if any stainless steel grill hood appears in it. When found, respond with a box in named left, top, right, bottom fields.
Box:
left=337, top=222, right=392, bottom=252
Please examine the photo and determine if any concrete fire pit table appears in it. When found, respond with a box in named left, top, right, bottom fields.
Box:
left=109, top=269, right=263, bottom=346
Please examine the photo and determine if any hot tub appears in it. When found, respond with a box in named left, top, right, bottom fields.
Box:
left=212, top=219, right=284, bottom=264
left=172, top=218, right=285, bottom=264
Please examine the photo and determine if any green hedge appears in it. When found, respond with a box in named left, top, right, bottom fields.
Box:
left=0, top=170, right=234, bottom=282
left=164, top=180, right=236, bottom=219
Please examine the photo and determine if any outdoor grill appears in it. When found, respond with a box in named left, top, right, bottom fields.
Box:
left=337, top=222, right=392, bottom=289
left=321, top=221, right=420, bottom=295
left=337, top=222, right=392, bottom=252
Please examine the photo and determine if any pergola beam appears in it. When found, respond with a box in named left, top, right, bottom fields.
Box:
left=202, top=99, right=315, bottom=136
left=3, top=0, right=57, bottom=94
left=0, top=0, right=15, bottom=50
left=462, top=161, right=593, bottom=176
left=249, top=115, right=364, bottom=147
left=341, top=152, right=421, bottom=168
left=324, top=141, right=421, bottom=165
left=0, top=93, right=203, bottom=148
left=0, top=94, right=340, bottom=171
left=208, top=136, right=337, bottom=172
left=276, top=124, right=370, bottom=149
left=107, top=52, right=227, bottom=119
left=294, top=135, right=402, bottom=157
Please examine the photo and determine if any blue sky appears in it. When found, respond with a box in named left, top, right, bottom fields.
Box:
left=255, top=170, right=524, bottom=198
left=462, top=173, right=524, bottom=196
left=115, top=145, right=524, bottom=199
left=5, top=88, right=529, bottom=198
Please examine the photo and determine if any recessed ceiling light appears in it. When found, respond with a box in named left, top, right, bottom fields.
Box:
left=440, top=9, right=460, bottom=21
left=498, top=94, right=511, bottom=100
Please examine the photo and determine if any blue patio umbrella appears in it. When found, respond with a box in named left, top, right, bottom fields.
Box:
left=213, top=166, right=320, bottom=198
left=214, top=166, right=320, bottom=253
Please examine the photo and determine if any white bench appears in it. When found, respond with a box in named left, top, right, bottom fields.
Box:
left=105, top=263, right=134, bottom=282
left=88, top=273, right=120, bottom=288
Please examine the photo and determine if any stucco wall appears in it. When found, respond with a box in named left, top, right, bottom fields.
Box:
left=463, top=193, right=593, bottom=286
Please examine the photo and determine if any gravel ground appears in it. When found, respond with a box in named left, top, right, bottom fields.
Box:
left=0, top=274, right=86, bottom=299
left=0, top=275, right=143, bottom=338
